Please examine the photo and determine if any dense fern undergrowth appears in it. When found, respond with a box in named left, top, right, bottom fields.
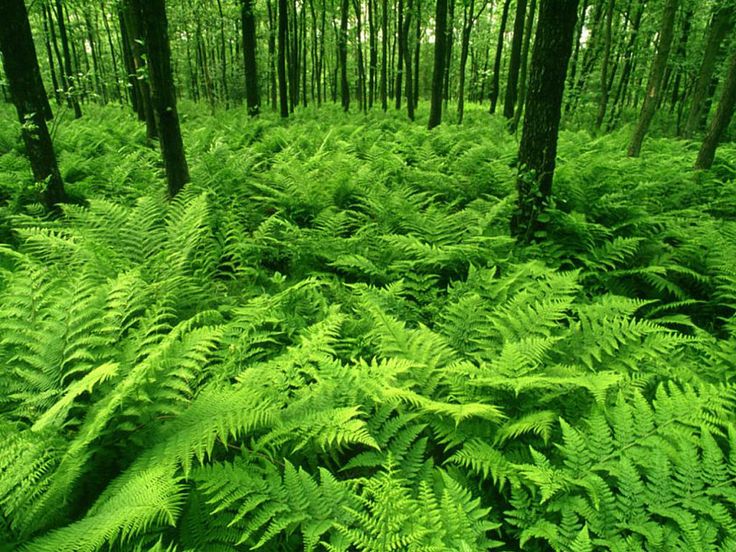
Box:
left=1, top=102, right=736, bottom=551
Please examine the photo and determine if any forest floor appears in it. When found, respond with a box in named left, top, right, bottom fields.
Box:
left=1, top=103, right=736, bottom=550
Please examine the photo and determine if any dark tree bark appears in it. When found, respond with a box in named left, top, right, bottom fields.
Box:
left=511, top=0, right=537, bottom=132
left=54, top=0, right=82, bottom=118
left=41, top=3, right=61, bottom=105
left=594, top=0, right=615, bottom=129
left=339, top=0, right=350, bottom=111
left=684, top=3, right=734, bottom=138
left=413, top=0, right=421, bottom=104
left=242, top=0, right=261, bottom=115
left=267, top=0, right=279, bottom=110
left=607, top=0, right=645, bottom=130
left=121, top=1, right=158, bottom=139
left=395, top=0, right=405, bottom=109
left=457, top=0, right=488, bottom=124
left=0, top=0, right=68, bottom=210
left=489, top=0, right=511, bottom=113
left=511, top=0, right=579, bottom=242
left=134, top=0, right=190, bottom=197
left=503, top=0, right=528, bottom=120
left=278, top=0, right=290, bottom=116
left=627, top=0, right=678, bottom=157
left=428, top=0, right=448, bottom=128
left=442, top=0, right=455, bottom=105
left=381, top=0, right=389, bottom=110
left=369, top=0, right=377, bottom=107
left=403, top=0, right=415, bottom=119
left=695, top=49, right=736, bottom=170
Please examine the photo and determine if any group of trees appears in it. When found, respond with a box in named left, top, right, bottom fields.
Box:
left=1, top=0, right=735, bottom=239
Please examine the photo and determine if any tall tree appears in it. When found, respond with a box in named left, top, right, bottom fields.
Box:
left=489, top=0, right=511, bottom=113
left=54, top=0, right=82, bottom=118
left=403, top=0, right=415, bottom=119
left=627, top=0, right=679, bottom=157
left=683, top=3, right=734, bottom=137
left=381, top=0, right=389, bottom=109
left=457, top=0, right=489, bottom=124
left=134, top=0, right=190, bottom=196
left=429, top=0, right=449, bottom=127
left=694, top=48, right=736, bottom=170
left=594, top=0, right=615, bottom=129
left=339, top=0, right=350, bottom=111
left=242, top=0, right=261, bottom=115
left=511, top=0, right=579, bottom=242
left=510, top=0, right=537, bottom=132
left=503, top=0, right=529, bottom=120
left=278, top=0, right=290, bottom=116
left=0, top=0, right=68, bottom=210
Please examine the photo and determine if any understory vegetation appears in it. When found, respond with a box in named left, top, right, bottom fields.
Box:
left=1, top=103, right=736, bottom=551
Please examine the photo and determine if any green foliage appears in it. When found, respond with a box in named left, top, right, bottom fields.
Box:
left=0, top=104, right=735, bottom=550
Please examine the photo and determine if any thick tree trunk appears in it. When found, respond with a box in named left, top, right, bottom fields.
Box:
left=0, top=0, right=68, bottom=210
left=683, top=4, right=734, bottom=138
left=134, top=0, right=190, bottom=196
left=489, top=0, right=511, bottom=113
left=428, top=0, right=448, bottom=128
left=242, top=0, right=261, bottom=115
left=511, top=0, right=579, bottom=242
left=694, top=49, right=736, bottom=170
left=511, top=0, right=537, bottom=133
left=278, top=0, right=290, bottom=116
left=503, top=0, right=528, bottom=120
left=627, top=0, right=678, bottom=157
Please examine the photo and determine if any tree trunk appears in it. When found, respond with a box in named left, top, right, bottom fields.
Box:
left=456, top=0, right=473, bottom=124
left=503, top=0, right=528, bottom=120
left=339, top=0, right=350, bottom=111
left=134, top=0, right=190, bottom=196
left=395, top=0, right=405, bottom=109
left=403, top=0, right=415, bottom=119
left=683, top=3, right=734, bottom=138
left=594, top=0, right=615, bottom=129
left=607, top=0, right=645, bottom=130
left=381, top=0, right=389, bottom=110
left=428, top=0, right=448, bottom=128
left=511, top=0, right=579, bottom=242
left=278, top=0, right=290, bottom=116
left=489, top=0, right=511, bottom=113
left=354, top=0, right=367, bottom=112
left=694, top=49, right=736, bottom=170
left=369, top=0, right=377, bottom=107
left=443, top=0, right=455, bottom=105
left=511, top=0, right=537, bottom=133
left=55, top=0, right=82, bottom=118
left=414, top=0, right=421, bottom=104
left=0, top=0, right=68, bottom=210
left=242, top=0, right=261, bottom=115
left=41, top=3, right=62, bottom=105
left=627, top=0, right=678, bottom=157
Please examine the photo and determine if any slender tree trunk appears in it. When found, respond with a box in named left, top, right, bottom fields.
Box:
left=566, top=0, right=588, bottom=92
left=684, top=3, right=734, bottom=138
left=354, top=0, right=367, bottom=112
left=695, top=49, right=736, bottom=170
left=216, top=0, right=229, bottom=108
left=456, top=0, right=473, bottom=124
left=627, top=0, right=678, bottom=157
left=503, top=0, right=528, bottom=120
left=277, top=0, right=290, bottom=116
left=512, top=0, right=579, bottom=242
left=101, top=0, right=123, bottom=103
left=268, top=0, right=279, bottom=110
left=339, top=0, right=350, bottom=111
left=489, top=0, right=511, bottom=113
left=242, top=0, right=261, bottom=115
left=443, top=0, right=455, bottom=105
left=1, top=0, right=68, bottom=210
left=607, top=0, right=645, bottom=130
left=395, top=0, right=405, bottom=109
left=133, top=0, right=189, bottom=196
left=594, top=0, right=615, bottom=129
left=369, top=0, right=377, bottom=107
left=381, top=0, right=389, bottom=110
left=413, top=0, right=421, bottom=104
left=55, top=0, right=82, bottom=118
left=41, top=3, right=61, bottom=105
left=511, top=0, right=536, bottom=132
left=404, top=0, right=415, bottom=119
left=428, top=0, right=448, bottom=127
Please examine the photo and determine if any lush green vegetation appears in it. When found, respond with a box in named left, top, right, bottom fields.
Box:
left=0, top=102, right=735, bottom=550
